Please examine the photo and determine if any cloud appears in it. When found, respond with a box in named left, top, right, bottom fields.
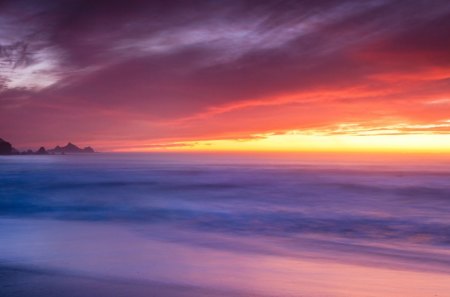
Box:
left=0, top=0, right=449, bottom=149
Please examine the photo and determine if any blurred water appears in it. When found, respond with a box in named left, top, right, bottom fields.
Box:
left=1, top=153, right=450, bottom=296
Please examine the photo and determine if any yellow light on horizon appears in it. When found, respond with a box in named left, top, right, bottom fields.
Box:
left=121, top=132, right=450, bottom=154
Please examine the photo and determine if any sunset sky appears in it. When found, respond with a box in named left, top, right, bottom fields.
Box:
left=0, top=0, right=449, bottom=152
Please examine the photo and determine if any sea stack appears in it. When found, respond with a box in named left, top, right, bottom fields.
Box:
left=83, top=146, right=94, bottom=153
left=48, top=142, right=95, bottom=154
left=0, top=138, right=12, bottom=155
left=36, top=147, right=48, bottom=155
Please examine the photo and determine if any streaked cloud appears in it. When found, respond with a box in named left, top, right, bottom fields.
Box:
left=0, top=0, right=449, bottom=151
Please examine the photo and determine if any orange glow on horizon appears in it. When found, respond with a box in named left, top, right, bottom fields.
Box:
left=112, top=131, right=450, bottom=154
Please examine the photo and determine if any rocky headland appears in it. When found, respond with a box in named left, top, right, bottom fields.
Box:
left=0, top=138, right=95, bottom=155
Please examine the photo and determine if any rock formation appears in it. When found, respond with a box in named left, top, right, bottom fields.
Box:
left=48, top=142, right=95, bottom=154
left=36, top=147, right=48, bottom=155
left=0, top=138, right=95, bottom=155
left=0, top=138, right=12, bottom=155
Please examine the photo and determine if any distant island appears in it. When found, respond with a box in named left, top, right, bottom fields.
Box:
left=0, top=138, right=95, bottom=155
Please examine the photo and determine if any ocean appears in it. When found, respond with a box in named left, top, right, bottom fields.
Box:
left=1, top=153, right=449, bottom=296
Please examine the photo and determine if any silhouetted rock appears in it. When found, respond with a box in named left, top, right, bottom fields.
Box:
left=48, top=142, right=95, bottom=154
left=63, top=142, right=81, bottom=153
left=1, top=139, right=95, bottom=155
left=52, top=145, right=63, bottom=153
left=83, top=146, right=94, bottom=153
left=0, top=138, right=12, bottom=155
left=36, top=147, right=48, bottom=155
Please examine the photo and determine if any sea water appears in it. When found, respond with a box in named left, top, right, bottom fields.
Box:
left=1, top=153, right=449, bottom=296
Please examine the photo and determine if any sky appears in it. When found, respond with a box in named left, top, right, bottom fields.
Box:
left=0, top=0, right=449, bottom=152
